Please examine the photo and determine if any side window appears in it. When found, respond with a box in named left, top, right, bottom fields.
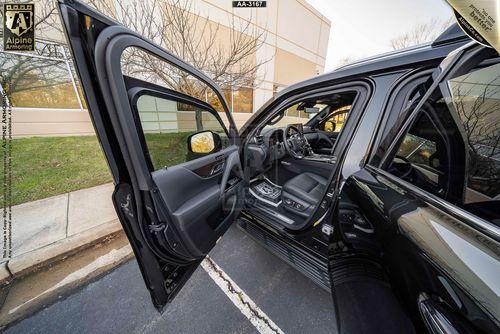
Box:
left=389, top=111, right=447, bottom=193
left=370, top=72, right=431, bottom=167
left=136, top=95, right=229, bottom=169
left=384, top=60, right=500, bottom=224
left=397, top=134, right=437, bottom=168
left=320, top=107, right=350, bottom=133
left=448, top=64, right=500, bottom=205
left=121, top=47, right=230, bottom=170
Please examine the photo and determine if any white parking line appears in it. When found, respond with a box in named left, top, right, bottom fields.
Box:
left=201, top=256, right=284, bottom=334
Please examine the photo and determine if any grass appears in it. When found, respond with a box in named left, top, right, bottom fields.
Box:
left=144, top=132, right=192, bottom=169
left=1, top=133, right=192, bottom=206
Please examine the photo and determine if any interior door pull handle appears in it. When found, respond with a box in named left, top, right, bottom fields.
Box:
left=210, top=162, right=224, bottom=175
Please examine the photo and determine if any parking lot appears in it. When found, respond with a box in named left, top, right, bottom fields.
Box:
left=5, top=225, right=336, bottom=333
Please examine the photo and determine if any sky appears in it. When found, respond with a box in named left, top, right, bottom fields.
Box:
left=305, top=0, right=454, bottom=70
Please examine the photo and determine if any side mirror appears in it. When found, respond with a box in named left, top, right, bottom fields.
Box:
left=324, top=121, right=336, bottom=132
left=187, top=130, right=222, bottom=155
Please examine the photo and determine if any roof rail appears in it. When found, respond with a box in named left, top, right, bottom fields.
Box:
left=331, top=43, right=431, bottom=72
left=431, top=23, right=469, bottom=47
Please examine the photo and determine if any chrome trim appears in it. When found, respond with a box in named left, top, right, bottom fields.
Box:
left=418, top=293, right=459, bottom=334
left=353, top=224, right=374, bottom=234
left=366, top=165, right=500, bottom=242
left=263, top=176, right=282, bottom=188
left=405, top=140, right=427, bottom=159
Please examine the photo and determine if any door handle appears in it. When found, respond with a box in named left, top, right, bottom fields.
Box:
left=210, top=162, right=224, bottom=175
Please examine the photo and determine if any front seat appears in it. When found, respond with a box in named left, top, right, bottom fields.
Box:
left=281, top=172, right=327, bottom=218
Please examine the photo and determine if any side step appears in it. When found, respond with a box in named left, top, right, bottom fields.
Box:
left=237, top=217, right=331, bottom=291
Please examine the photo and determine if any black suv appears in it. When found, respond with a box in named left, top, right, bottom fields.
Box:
left=59, top=1, right=499, bottom=333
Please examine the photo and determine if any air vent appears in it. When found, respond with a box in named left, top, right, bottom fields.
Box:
left=255, top=135, right=264, bottom=145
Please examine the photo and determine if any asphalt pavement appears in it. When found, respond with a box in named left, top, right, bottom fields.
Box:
left=5, top=225, right=337, bottom=334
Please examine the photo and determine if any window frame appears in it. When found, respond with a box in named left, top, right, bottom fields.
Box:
left=383, top=104, right=462, bottom=200
left=371, top=43, right=500, bottom=240
left=368, top=68, right=435, bottom=167
left=127, top=76, right=230, bottom=172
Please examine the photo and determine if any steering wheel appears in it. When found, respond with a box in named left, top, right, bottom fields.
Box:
left=317, top=132, right=335, bottom=154
left=284, top=125, right=309, bottom=159
left=389, top=155, right=414, bottom=179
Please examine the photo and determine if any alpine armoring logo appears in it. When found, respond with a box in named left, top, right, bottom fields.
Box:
left=3, top=3, right=35, bottom=51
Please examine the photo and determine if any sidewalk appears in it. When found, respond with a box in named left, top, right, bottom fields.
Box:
left=1, top=183, right=121, bottom=284
left=0, top=231, right=133, bottom=328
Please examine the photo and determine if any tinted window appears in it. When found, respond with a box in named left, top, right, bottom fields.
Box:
left=447, top=64, right=500, bottom=202
left=386, top=62, right=500, bottom=224
left=136, top=95, right=228, bottom=170
left=121, top=47, right=230, bottom=171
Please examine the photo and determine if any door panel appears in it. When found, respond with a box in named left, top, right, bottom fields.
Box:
left=343, top=45, right=500, bottom=332
left=152, top=146, right=243, bottom=258
left=58, top=0, right=243, bottom=310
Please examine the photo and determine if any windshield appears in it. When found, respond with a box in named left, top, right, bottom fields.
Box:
left=263, top=103, right=325, bottom=130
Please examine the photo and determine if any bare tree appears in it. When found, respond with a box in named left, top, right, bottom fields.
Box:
left=390, top=18, right=454, bottom=50
left=87, top=0, right=269, bottom=95
left=449, top=75, right=500, bottom=196
left=335, top=56, right=357, bottom=68
left=1, top=0, right=270, bottom=122
left=0, top=1, right=70, bottom=104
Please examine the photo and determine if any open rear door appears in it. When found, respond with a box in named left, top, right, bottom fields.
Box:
left=58, top=0, right=245, bottom=310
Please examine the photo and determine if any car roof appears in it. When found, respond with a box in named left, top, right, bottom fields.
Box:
left=279, top=24, right=470, bottom=95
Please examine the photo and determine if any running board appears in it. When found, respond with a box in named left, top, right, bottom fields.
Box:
left=237, top=217, right=331, bottom=291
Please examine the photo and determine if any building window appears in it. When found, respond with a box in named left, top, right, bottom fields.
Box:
left=0, top=52, right=81, bottom=109
left=232, top=87, right=253, bottom=113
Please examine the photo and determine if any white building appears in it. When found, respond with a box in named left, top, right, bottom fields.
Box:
left=2, top=0, right=330, bottom=136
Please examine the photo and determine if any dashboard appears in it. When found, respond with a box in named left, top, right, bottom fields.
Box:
left=245, top=128, right=287, bottom=176
left=245, top=125, right=335, bottom=178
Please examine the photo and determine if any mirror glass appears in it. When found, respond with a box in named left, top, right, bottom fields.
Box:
left=324, top=121, right=336, bottom=132
left=190, top=131, right=215, bottom=153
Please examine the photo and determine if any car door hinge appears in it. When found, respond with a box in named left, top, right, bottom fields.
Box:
left=120, top=194, right=134, bottom=218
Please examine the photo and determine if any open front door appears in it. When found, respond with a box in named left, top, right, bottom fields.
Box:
left=58, top=0, right=245, bottom=310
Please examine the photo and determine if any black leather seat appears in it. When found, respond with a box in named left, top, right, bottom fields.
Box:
left=281, top=172, right=327, bottom=217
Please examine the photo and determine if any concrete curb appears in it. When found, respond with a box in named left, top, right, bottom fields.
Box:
left=7, top=220, right=123, bottom=280
left=0, top=232, right=134, bottom=329
left=1, top=183, right=122, bottom=285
